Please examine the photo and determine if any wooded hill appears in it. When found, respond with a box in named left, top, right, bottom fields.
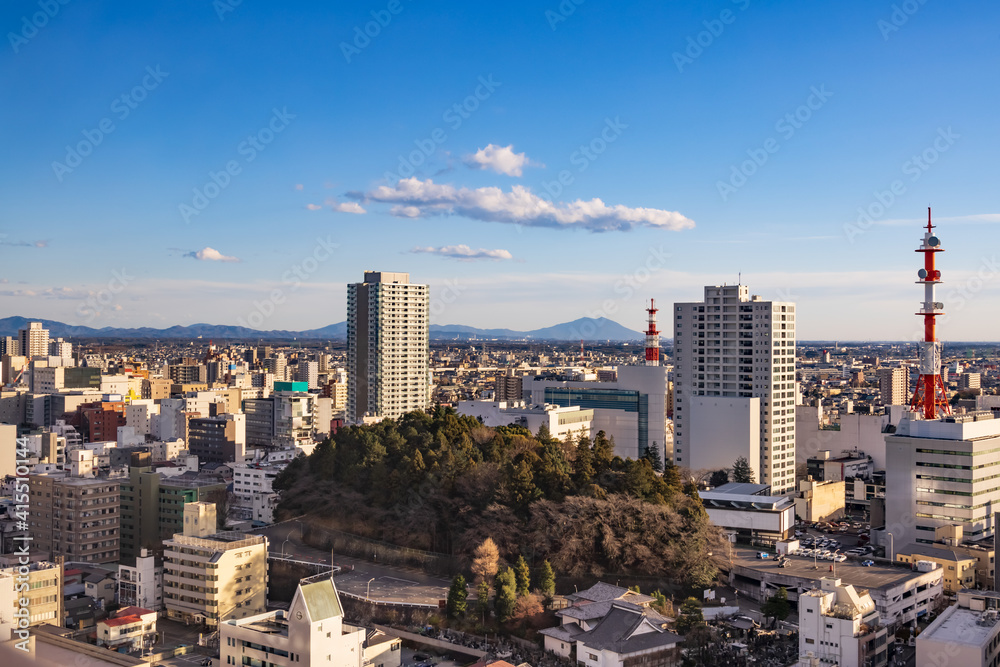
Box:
left=274, top=406, right=725, bottom=589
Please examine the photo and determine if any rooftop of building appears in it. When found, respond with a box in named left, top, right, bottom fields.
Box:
left=712, top=482, right=772, bottom=496
left=897, top=543, right=977, bottom=563
left=165, top=531, right=266, bottom=551
left=700, top=490, right=793, bottom=511
left=565, top=582, right=656, bottom=606
left=918, top=605, right=1000, bottom=646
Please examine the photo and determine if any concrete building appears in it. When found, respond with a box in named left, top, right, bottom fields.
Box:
left=159, top=474, right=227, bottom=537
left=796, top=406, right=889, bottom=470
left=120, top=454, right=161, bottom=561
left=876, top=367, right=909, bottom=406
left=700, top=483, right=795, bottom=542
left=118, top=549, right=163, bottom=611
left=295, top=361, right=319, bottom=389
left=797, top=577, right=888, bottom=667
left=163, top=503, right=269, bottom=627
left=673, top=285, right=797, bottom=494
left=189, top=413, right=246, bottom=463
left=347, top=271, right=430, bottom=423
left=220, top=574, right=399, bottom=667
left=0, top=560, right=62, bottom=630
left=18, top=321, right=50, bottom=359
left=274, top=388, right=316, bottom=449
left=728, top=550, right=942, bottom=629
left=28, top=472, right=120, bottom=564
left=895, top=545, right=975, bottom=594
left=457, top=401, right=593, bottom=441
left=232, top=463, right=283, bottom=502
left=806, top=450, right=875, bottom=483
left=884, top=412, right=1000, bottom=558
left=960, top=372, right=982, bottom=391
left=917, top=589, right=1000, bottom=667
left=495, top=370, right=523, bottom=403
left=523, top=364, right=671, bottom=462
left=688, top=395, right=760, bottom=481
left=794, top=478, right=846, bottom=523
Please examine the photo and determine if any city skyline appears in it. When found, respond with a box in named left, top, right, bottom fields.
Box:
left=3, top=1, right=999, bottom=340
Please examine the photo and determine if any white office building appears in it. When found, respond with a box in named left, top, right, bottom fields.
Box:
left=457, top=401, right=593, bottom=441
left=884, top=412, right=1000, bottom=558
left=673, top=285, right=797, bottom=494
left=797, top=577, right=888, bottom=667
left=347, top=271, right=429, bottom=423
left=523, top=365, right=671, bottom=462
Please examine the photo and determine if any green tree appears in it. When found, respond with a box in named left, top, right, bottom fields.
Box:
left=662, top=461, right=683, bottom=497
left=761, top=587, right=790, bottom=627
left=675, top=597, right=704, bottom=635
left=642, top=443, right=664, bottom=473
left=593, top=430, right=615, bottom=474
left=477, top=580, right=491, bottom=619
left=573, top=435, right=595, bottom=489
left=447, top=575, right=467, bottom=619
left=651, top=590, right=668, bottom=614
left=514, top=555, right=531, bottom=597
left=732, top=456, right=755, bottom=483
left=708, top=469, right=730, bottom=488
left=495, top=568, right=517, bottom=622
left=537, top=560, right=555, bottom=599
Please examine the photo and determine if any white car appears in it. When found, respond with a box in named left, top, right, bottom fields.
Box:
left=834, top=555, right=847, bottom=562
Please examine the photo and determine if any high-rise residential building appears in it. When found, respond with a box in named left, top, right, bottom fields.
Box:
left=797, top=577, right=889, bottom=667
left=494, top=369, right=523, bottom=402
left=876, top=366, right=909, bottom=406
left=347, top=271, right=429, bottom=423
left=295, top=360, right=319, bottom=389
left=48, top=337, right=72, bottom=360
left=0, top=336, right=19, bottom=357
left=960, top=373, right=982, bottom=390
left=885, top=412, right=1000, bottom=557
left=18, top=321, right=49, bottom=359
left=673, top=285, right=797, bottom=494
left=263, top=353, right=287, bottom=382
left=163, top=503, right=268, bottom=627
left=28, top=472, right=120, bottom=564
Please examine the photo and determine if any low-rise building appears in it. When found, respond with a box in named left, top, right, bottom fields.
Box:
left=700, top=483, right=795, bottom=543
left=457, top=400, right=593, bottom=441
left=96, top=606, right=157, bottom=652
left=895, top=544, right=975, bottom=594
left=917, top=589, right=1000, bottom=667
left=0, top=560, right=62, bottom=631
left=794, top=478, right=846, bottom=523
left=222, top=574, right=380, bottom=667
left=797, top=577, right=888, bottom=667
left=118, top=548, right=163, bottom=611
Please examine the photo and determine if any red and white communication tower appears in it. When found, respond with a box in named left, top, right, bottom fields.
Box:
left=910, top=208, right=951, bottom=419
left=645, top=299, right=660, bottom=367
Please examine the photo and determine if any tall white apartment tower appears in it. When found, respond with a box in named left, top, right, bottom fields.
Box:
left=673, top=285, right=797, bottom=494
left=347, top=271, right=429, bottom=423
left=18, top=321, right=50, bottom=359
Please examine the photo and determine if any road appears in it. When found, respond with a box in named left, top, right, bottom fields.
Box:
left=255, top=520, right=452, bottom=606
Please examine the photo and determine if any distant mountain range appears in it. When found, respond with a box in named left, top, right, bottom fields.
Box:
left=0, top=316, right=645, bottom=342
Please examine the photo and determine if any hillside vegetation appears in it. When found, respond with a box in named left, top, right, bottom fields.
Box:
left=274, top=407, right=725, bottom=588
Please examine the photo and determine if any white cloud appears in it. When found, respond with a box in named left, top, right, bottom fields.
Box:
left=294, top=184, right=304, bottom=190
left=355, top=177, right=695, bottom=232
left=325, top=198, right=366, bottom=214
left=464, top=144, right=540, bottom=177
left=411, top=245, right=513, bottom=261
left=185, top=247, right=241, bottom=263
left=305, top=204, right=322, bottom=211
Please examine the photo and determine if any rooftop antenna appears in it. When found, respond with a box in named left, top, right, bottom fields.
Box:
left=909, top=207, right=950, bottom=419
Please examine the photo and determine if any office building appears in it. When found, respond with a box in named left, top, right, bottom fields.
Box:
left=699, top=482, right=795, bottom=542
left=18, top=321, right=49, bottom=359
left=120, top=453, right=161, bottom=561
left=347, top=271, right=429, bottom=423
left=163, top=503, right=268, bottom=627
left=673, top=285, right=797, bottom=494
left=159, top=474, right=227, bottom=537
left=523, top=364, right=671, bottom=462
left=884, top=412, right=1000, bottom=557
left=274, top=386, right=316, bottom=448
left=458, top=401, right=593, bottom=441
left=876, top=367, right=909, bottom=406
left=28, top=472, right=120, bottom=564
left=797, top=577, right=888, bottom=667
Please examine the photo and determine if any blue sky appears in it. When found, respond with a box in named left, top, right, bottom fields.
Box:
left=2, top=0, right=998, bottom=340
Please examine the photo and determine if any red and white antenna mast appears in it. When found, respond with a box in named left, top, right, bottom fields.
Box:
left=645, top=299, right=660, bottom=367
left=910, top=207, right=951, bottom=419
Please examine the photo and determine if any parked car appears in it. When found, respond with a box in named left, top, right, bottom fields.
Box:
left=756, top=552, right=770, bottom=559
left=861, top=560, right=875, bottom=567
left=834, top=555, right=847, bottom=562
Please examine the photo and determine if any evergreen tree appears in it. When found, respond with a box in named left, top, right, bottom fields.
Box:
left=761, top=587, right=790, bottom=627
left=732, top=456, right=755, bottom=483
left=477, top=580, right=491, bottom=618
left=593, top=430, right=614, bottom=474
left=446, top=574, right=467, bottom=619
left=514, top=555, right=531, bottom=597
left=662, top=461, right=683, bottom=496
left=642, top=443, right=664, bottom=473
left=675, top=597, right=704, bottom=635
left=495, top=568, right=517, bottom=622
left=708, top=469, right=730, bottom=488
left=537, top=560, right=555, bottom=599
left=573, top=435, right=595, bottom=489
